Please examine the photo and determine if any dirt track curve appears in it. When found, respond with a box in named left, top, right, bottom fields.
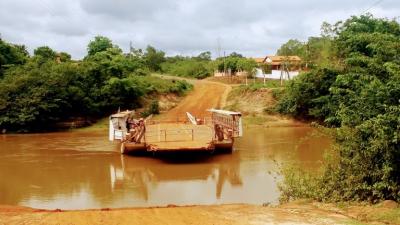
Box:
left=158, top=79, right=231, bottom=121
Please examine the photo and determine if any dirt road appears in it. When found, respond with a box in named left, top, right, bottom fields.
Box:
left=157, top=78, right=231, bottom=121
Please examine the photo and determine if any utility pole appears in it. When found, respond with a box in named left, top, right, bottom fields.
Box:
left=223, top=51, right=226, bottom=77
left=217, top=37, right=222, bottom=58
left=129, top=41, right=134, bottom=54
left=305, top=42, right=309, bottom=69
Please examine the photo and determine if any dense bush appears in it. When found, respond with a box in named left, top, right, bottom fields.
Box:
left=276, top=67, right=340, bottom=125
left=161, top=52, right=213, bottom=79
left=278, top=15, right=400, bottom=202
left=0, top=39, right=28, bottom=77
left=0, top=36, right=192, bottom=132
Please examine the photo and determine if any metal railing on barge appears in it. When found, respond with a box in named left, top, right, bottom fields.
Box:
left=144, top=118, right=214, bottom=143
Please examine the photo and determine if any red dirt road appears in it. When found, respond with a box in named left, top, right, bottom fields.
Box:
left=157, top=79, right=230, bottom=121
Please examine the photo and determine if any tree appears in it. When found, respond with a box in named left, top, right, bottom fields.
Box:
left=237, top=58, right=257, bottom=77
left=305, top=37, right=334, bottom=68
left=195, top=51, right=211, bottom=61
left=276, top=39, right=305, bottom=56
left=34, top=46, right=57, bottom=60
left=214, top=54, right=247, bottom=74
left=229, top=52, right=243, bottom=58
left=0, top=40, right=28, bottom=76
left=59, top=52, right=71, bottom=62
left=144, top=45, right=165, bottom=71
left=87, top=36, right=113, bottom=56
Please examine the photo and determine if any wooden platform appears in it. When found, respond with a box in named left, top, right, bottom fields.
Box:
left=144, top=123, right=215, bottom=151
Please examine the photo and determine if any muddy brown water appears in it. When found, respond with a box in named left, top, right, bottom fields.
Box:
left=0, top=126, right=331, bottom=210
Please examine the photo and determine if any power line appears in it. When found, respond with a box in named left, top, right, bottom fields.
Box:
left=361, top=0, right=384, bottom=14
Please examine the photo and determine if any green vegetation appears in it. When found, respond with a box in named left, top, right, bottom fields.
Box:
left=276, top=26, right=336, bottom=69
left=144, top=46, right=166, bottom=72
left=87, top=36, right=114, bottom=56
left=161, top=51, right=258, bottom=79
left=0, top=39, right=28, bottom=77
left=278, top=15, right=400, bottom=202
left=0, top=36, right=192, bottom=132
left=236, top=80, right=283, bottom=91
left=214, top=53, right=258, bottom=77
left=161, top=52, right=213, bottom=79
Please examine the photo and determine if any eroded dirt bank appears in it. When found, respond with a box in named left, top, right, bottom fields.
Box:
left=2, top=201, right=398, bottom=225
left=0, top=203, right=352, bottom=225
left=223, top=84, right=304, bottom=127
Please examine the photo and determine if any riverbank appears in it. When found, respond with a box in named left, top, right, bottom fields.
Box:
left=221, top=80, right=304, bottom=127
left=1, top=201, right=398, bottom=225
left=74, top=91, right=185, bottom=132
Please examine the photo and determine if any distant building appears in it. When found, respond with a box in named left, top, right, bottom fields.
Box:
left=263, top=55, right=301, bottom=70
left=252, top=58, right=267, bottom=64
left=255, top=55, right=302, bottom=80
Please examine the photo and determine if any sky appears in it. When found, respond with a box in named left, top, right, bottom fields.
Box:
left=0, top=0, right=399, bottom=59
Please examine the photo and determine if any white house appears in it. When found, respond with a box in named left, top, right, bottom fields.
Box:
left=255, top=55, right=302, bottom=80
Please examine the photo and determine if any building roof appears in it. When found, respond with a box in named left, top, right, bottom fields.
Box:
left=266, top=55, right=301, bottom=62
left=250, top=55, right=301, bottom=65
left=252, top=57, right=266, bottom=63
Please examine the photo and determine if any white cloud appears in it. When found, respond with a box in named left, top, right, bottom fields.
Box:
left=0, top=0, right=399, bottom=59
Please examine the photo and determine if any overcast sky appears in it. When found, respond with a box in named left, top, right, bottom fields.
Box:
left=0, top=0, right=399, bottom=59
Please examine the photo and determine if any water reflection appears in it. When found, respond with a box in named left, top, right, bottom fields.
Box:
left=110, top=152, right=242, bottom=203
left=0, top=126, right=331, bottom=209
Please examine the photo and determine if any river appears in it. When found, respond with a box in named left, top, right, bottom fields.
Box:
left=0, top=126, right=331, bottom=210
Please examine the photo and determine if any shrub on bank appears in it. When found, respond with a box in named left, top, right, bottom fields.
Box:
left=277, top=15, right=400, bottom=203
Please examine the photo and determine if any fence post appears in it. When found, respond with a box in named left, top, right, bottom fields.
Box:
left=192, top=129, right=194, bottom=141
left=164, top=130, right=167, bottom=142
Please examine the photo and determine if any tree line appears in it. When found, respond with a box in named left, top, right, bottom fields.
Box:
left=0, top=36, right=192, bottom=132
left=277, top=14, right=400, bottom=202
left=161, top=51, right=258, bottom=79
